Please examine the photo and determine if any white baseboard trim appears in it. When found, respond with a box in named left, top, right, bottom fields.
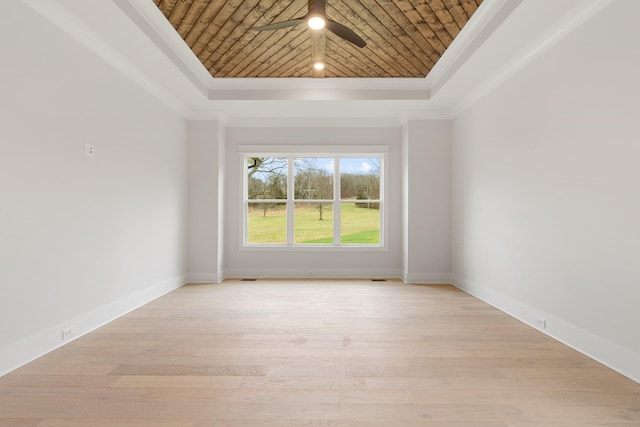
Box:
left=0, top=275, right=186, bottom=378
left=402, top=271, right=452, bottom=284
left=452, top=275, right=640, bottom=384
left=223, top=267, right=400, bottom=280
left=186, top=272, right=224, bottom=284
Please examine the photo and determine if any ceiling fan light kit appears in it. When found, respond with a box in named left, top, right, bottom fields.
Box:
left=253, top=0, right=366, bottom=77
left=307, top=16, right=326, bottom=30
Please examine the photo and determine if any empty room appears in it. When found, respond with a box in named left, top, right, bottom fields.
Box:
left=1, top=0, right=639, bottom=425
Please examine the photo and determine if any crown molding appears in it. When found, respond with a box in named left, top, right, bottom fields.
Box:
left=425, top=0, right=524, bottom=96
left=20, top=0, right=191, bottom=118
left=209, top=88, right=430, bottom=102
left=112, top=0, right=211, bottom=97
left=224, top=117, right=403, bottom=129
left=22, top=0, right=615, bottom=123
left=450, top=0, right=615, bottom=117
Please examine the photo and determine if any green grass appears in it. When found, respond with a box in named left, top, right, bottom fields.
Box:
left=248, top=202, right=380, bottom=244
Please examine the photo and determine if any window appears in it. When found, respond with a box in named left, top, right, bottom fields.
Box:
left=242, top=146, right=387, bottom=249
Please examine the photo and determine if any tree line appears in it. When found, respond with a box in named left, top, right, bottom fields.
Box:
left=248, top=157, right=380, bottom=218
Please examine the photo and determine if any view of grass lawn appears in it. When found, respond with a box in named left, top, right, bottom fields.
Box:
left=248, top=202, right=380, bottom=244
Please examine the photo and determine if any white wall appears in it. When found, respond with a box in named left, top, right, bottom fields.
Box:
left=0, top=1, right=188, bottom=374
left=402, top=120, right=451, bottom=283
left=452, top=0, right=640, bottom=381
left=187, top=120, right=224, bottom=282
left=222, top=125, right=404, bottom=279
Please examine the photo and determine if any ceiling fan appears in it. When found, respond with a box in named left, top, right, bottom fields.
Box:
left=252, top=0, right=367, bottom=49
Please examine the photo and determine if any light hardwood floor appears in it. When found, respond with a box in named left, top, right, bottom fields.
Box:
left=1, top=279, right=639, bottom=426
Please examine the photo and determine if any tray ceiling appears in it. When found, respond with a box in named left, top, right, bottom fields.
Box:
left=152, top=0, right=483, bottom=78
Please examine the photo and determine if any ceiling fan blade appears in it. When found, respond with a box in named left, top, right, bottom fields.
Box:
left=253, top=18, right=306, bottom=32
left=326, top=20, right=366, bottom=48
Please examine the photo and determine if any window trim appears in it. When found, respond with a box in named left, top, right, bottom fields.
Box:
left=239, top=145, right=389, bottom=252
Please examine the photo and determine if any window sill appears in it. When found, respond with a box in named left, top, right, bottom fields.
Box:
left=240, top=244, right=387, bottom=252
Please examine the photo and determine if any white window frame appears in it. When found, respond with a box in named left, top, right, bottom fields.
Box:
left=239, top=145, right=389, bottom=251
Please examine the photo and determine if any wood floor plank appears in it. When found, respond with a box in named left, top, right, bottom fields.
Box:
left=0, top=279, right=638, bottom=425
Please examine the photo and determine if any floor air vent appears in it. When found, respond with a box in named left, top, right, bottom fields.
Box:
left=371, top=279, right=387, bottom=282
left=241, top=278, right=257, bottom=281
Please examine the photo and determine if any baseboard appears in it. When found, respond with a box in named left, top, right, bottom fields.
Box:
left=186, top=272, right=224, bottom=284
left=223, top=267, right=400, bottom=280
left=452, top=275, right=640, bottom=384
left=402, top=271, right=452, bottom=284
left=0, top=275, right=186, bottom=378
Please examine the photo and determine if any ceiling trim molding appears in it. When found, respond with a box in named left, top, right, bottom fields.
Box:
left=207, top=77, right=429, bottom=91
left=424, top=0, right=524, bottom=96
left=224, top=117, right=403, bottom=129
left=450, top=0, right=615, bottom=117
left=112, top=0, right=211, bottom=97
left=19, top=0, right=192, bottom=118
left=209, top=89, right=430, bottom=102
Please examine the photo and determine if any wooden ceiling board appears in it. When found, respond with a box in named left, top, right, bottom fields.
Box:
left=152, top=0, right=483, bottom=78
left=218, top=1, right=309, bottom=77
left=332, top=1, right=423, bottom=76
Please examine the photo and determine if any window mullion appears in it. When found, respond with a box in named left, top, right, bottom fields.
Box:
left=286, top=155, right=295, bottom=246
left=333, top=155, right=341, bottom=246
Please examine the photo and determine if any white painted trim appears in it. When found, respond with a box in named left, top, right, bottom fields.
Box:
left=224, top=267, right=401, bottom=280
left=450, top=0, right=615, bottom=117
left=208, top=89, right=430, bottom=101
left=225, top=117, right=403, bottom=129
left=452, top=275, right=640, bottom=385
left=19, top=0, right=191, bottom=118
left=112, top=0, right=211, bottom=96
left=0, top=275, right=185, bottom=378
left=238, top=145, right=390, bottom=154
left=208, top=77, right=428, bottom=91
left=186, top=273, right=224, bottom=284
left=425, top=0, right=524, bottom=96
left=402, top=272, right=452, bottom=284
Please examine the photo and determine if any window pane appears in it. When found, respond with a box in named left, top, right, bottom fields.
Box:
left=294, top=203, right=333, bottom=244
left=247, top=202, right=286, bottom=244
left=341, top=202, right=380, bottom=244
left=340, top=157, right=380, bottom=200
left=294, top=157, right=333, bottom=200
left=247, top=157, right=287, bottom=200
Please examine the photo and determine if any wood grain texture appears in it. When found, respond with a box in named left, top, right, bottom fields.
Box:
left=151, top=0, right=483, bottom=78
left=1, top=279, right=639, bottom=426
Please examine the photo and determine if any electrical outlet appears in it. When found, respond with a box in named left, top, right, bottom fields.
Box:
left=536, top=317, right=547, bottom=329
left=62, top=326, right=75, bottom=340
left=84, top=143, right=95, bottom=157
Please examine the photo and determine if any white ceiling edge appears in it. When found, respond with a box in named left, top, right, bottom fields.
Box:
left=223, top=117, right=405, bottom=128
left=207, top=77, right=429, bottom=95
left=19, top=0, right=616, bottom=125
left=112, top=0, right=212, bottom=96
left=19, top=0, right=192, bottom=118
left=208, top=89, right=431, bottom=101
left=214, top=107, right=455, bottom=128
left=450, top=0, right=615, bottom=117
left=424, top=0, right=523, bottom=96
left=111, top=0, right=518, bottom=100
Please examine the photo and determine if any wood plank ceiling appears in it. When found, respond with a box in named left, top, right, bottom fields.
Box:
left=153, top=0, right=483, bottom=78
